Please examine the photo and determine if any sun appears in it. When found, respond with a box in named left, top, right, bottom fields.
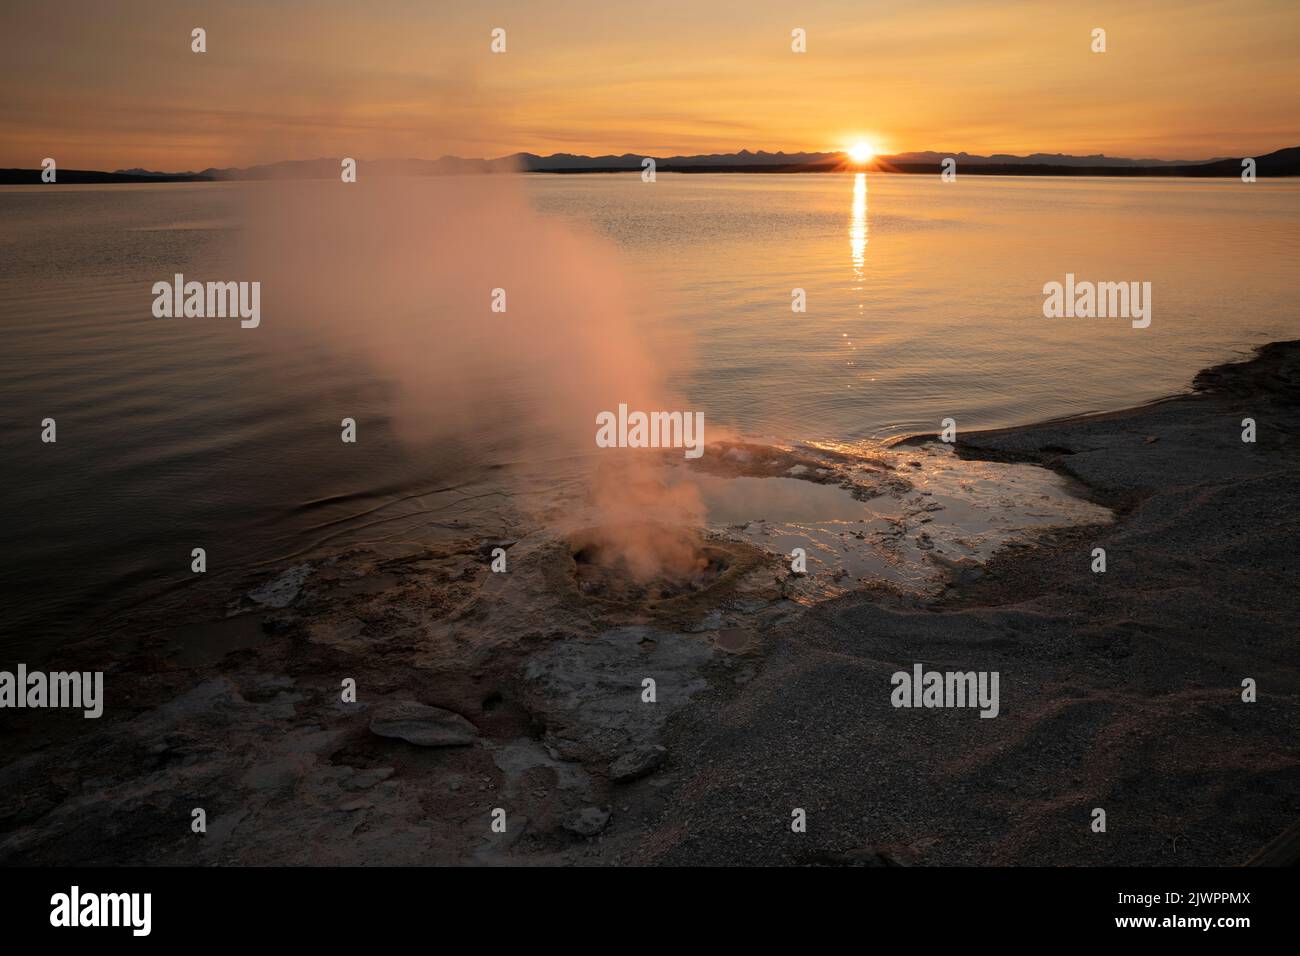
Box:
left=847, top=142, right=875, bottom=164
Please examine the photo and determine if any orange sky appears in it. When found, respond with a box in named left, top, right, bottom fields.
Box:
left=2, top=0, right=1297, bottom=170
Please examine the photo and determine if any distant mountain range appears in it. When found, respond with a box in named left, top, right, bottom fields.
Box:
left=3, top=147, right=1297, bottom=183
left=510, top=149, right=1228, bottom=170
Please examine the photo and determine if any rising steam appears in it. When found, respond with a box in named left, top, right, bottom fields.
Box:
left=236, top=168, right=706, bottom=582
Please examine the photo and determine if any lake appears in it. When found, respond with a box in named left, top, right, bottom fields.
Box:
left=2, top=174, right=1297, bottom=652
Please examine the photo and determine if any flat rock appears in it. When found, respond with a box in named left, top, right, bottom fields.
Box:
left=608, top=744, right=667, bottom=783
left=520, top=626, right=712, bottom=762
left=369, top=701, right=478, bottom=747
left=248, top=564, right=313, bottom=608
left=564, top=806, right=610, bottom=837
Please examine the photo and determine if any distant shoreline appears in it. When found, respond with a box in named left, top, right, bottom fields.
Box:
left=1, top=167, right=1292, bottom=185
left=534, top=160, right=1292, bottom=176
left=4, top=148, right=1298, bottom=185
left=0, top=169, right=215, bottom=184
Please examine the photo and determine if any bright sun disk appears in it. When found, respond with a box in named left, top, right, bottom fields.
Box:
left=847, top=142, right=875, bottom=163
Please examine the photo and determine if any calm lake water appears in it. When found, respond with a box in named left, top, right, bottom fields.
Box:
left=3, top=175, right=1298, bottom=652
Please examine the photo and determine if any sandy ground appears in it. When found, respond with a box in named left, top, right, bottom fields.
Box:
left=2, top=342, right=1296, bottom=866
left=642, top=340, right=1300, bottom=865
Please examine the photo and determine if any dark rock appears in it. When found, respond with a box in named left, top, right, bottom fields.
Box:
left=608, top=744, right=667, bottom=783
left=564, top=806, right=610, bottom=837
left=369, top=701, right=478, bottom=747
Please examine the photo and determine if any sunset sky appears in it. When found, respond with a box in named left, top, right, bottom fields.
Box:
left=2, top=0, right=1297, bottom=170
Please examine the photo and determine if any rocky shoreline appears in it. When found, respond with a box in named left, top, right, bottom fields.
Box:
left=2, top=342, right=1297, bottom=866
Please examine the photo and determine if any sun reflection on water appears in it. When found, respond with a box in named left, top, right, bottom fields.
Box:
left=850, top=172, right=868, bottom=280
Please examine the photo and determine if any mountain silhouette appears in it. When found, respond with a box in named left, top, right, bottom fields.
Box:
left=2, top=147, right=1296, bottom=184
